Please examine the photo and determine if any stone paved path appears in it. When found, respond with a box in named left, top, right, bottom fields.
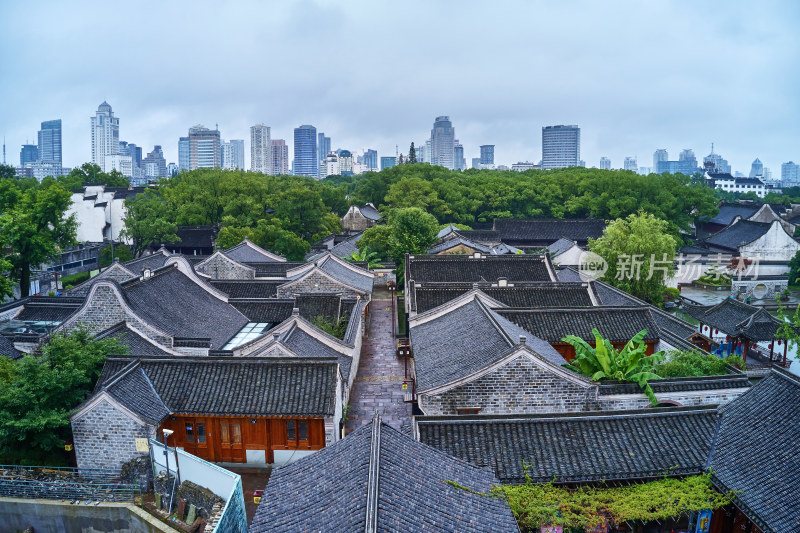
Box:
left=345, top=280, right=412, bottom=433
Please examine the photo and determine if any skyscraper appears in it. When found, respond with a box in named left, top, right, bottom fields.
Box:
left=380, top=156, right=396, bottom=170
left=599, top=157, right=611, bottom=170
left=38, top=119, right=62, bottom=164
left=480, top=145, right=495, bottom=166
left=363, top=149, right=378, bottom=171
left=623, top=157, right=638, bottom=172
left=119, top=141, right=142, bottom=172
left=430, top=116, right=455, bottom=169
left=293, top=125, right=318, bottom=178
left=337, top=149, right=353, bottom=175
left=781, top=162, right=799, bottom=184
left=142, top=145, right=168, bottom=179
left=703, top=145, right=731, bottom=174
left=749, top=158, right=764, bottom=178
left=180, top=125, right=221, bottom=170
left=653, top=149, right=668, bottom=173
left=178, top=137, right=190, bottom=171
left=91, top=102, right=119, bottom=172
left=222, top=139, right=245, bottom=170
left=20, top=144, right=38, bottom=167
left=541, top=125, right=580, bottom=170
left=250, top=124, right=272, bottom=174
left=317, top=133, right=331, bottom=177
left=471, top=157, right=481, bottom=169
left=453, top=141, right=465, bottom=171
left=270, top=139, right=289, bottom=175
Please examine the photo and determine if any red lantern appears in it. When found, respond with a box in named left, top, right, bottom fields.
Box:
left=726, top=335, right=731, bottom=341
left=768, top=344, right=773, bottom=350
left=715, top=329, right=719, bottom=335
left=778, top=340, right=782, bottom=346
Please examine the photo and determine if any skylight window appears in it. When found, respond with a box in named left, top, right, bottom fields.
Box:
left=222, top=322, right=271, bottom=350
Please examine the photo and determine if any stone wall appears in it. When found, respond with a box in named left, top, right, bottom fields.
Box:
left=342, top=210, right=373, bottom=232
left=195, top=254, right=255, bottom=280
left=595, top=388, right=748, bottom=410
left=277, top=270, right=364, bottom=300
left=72, top=398, right=153, bottom=472
left=419, top=357, right=594, bottom=416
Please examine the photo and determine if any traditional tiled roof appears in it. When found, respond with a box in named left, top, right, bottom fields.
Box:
left=123, top=248, right=172, bottom=273
left=496, top=307, right=661, bottom=343
left=209, top=280, right=282, bottom=298
left=294, top=293, right=343, bottom=321
left=703, top=219, right=773, bottom=251
left=308, top=233, right=363, bottom=262
left=11, top=296, right=84, bottom=323
left=683, top=298, right=783, bottom=340
left=596, top=372, right=751, bottom=395
left=246, top=262, right=308, bottom=278
left=315, top=254, right=374, bottom=294
left=711, top=369, right=800, bottom=533
left=493, top=218, right=606, bottom=245
left=0, top=334, right=22, bottom=359
left=250, top=415, right=518, bottom=533
left=358, top=203, right=382, bottom=221
left=416, top=406, right=718, bottom=484
left=172, top=225, right=217, bottom=248
left=274, top=322, right=353, bottom=382
left=99, top=362, right=171, bottom=424
left=406, top=253, right=556, bottom=284
left=223, top=239, right=286, bottom=263
left=707, top=204, right=759, bottom=226
left=228, top=300, right=295, bottom=323
left=121, top=266, right=249, bottom=349
left=546, top=237, right=578, bottom=257
left=412, top=282, right=596, bottom=314
left=95, top=323, right=173, bottom=356
left=94, top=356, right=338, bottom=418
left=429, top=236, right=493, bottom=254
left=410, top=296, right=566, bottom=392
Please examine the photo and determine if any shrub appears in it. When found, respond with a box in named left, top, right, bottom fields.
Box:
left=656, top=350, right=744, bottom=378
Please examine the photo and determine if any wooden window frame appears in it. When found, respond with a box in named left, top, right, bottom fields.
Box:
left=286, top=419, right=310, bottom=447
left=456, top=407, right=482, bottom=415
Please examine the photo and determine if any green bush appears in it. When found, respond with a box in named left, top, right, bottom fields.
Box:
left=656, top=350, right=744, bottom=378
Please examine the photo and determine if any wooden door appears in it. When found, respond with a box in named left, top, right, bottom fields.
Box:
left=218, top=419, right=245, bottom=463
left=183, top=418, right=213, bottom=462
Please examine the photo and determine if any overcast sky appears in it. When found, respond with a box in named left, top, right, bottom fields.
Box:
left=1, top=0, right=798, bottom=174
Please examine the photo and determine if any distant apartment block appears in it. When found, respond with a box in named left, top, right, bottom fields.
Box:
left=599, top=157, right=611, bottom=170
left=293, top=125, right=318, bottom=177
left=91, top=102, right=119, bottom=172
left=270, top=139, right=289, bottom=175
left=380, top=156, right=396, bottom=170
left=541, top=125, right=580, bottom=169
left=250, top=124, right=272, bottom=174
left=222, top=139, right=245, bottom=170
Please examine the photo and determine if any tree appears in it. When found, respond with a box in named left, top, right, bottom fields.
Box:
left=562, top=328, right=665, bottom=406
left=0, top=258, right=13, bottom=299
left=99, top=243, right=135, bottom=267
left=386, top=207, right=439, bottom=263
left=0, top=329, right=126, bottom=464
left=788, top=250, right=800, bottom=286
left=216, top=217, right=310, bottom=261
left=0, top=163, right=15, bottom=179
left=589, top=211, right=678, bottom=303
left=357, top=224, right=393, bottom=261
left=0, top=179, right=76, bottom=297
left=346, top=247, right=383, bottom=269
left=121, top=189, right=180, bottom=257
left=408, top=142, right=417, bottom=164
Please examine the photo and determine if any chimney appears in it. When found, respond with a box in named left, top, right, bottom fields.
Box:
left=292, top=307, right=300, bottom=316
left=519, top=335, right=527, bottom=345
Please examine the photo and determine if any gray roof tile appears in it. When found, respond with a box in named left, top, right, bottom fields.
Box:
left=407, top=254, right=555, bottom=284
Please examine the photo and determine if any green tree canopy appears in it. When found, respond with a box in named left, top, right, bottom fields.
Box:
left=589, top=211, right=678, bottom=303
left=408, top=142, right=417, bottom=164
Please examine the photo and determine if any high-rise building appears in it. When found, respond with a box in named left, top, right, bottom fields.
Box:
left=703, top=145, right=731, bottom=174
left=91, top=102, right=119, bottom=172
left=480, top=145, right=495, bottom=166
left=142, top=145, right=168, bottom=179
left=317, top=133, right=331, bottom=177
left=623, top=157, right=638, bottom=172
left=471, top=157, right=481, bottom=169
left=599, top=157, right=611, bottom=170
left=167, top=162, right=178, bottom=176
left=221, top=139, right=245, bottom=170
left=380, top=156, right=396, bottom=170
left=20, top=144, right=38, bottom=167
left=104, top=154, right=133, bottom=177
left=293, top=125, right=318, bottom=178
left=250, top=124, right=272, bottom=174
left=270, top=139, right=289, bottom=175
left=337, top=149, right=353, bottom=175
left=638, top=166, right=652, bottom=175
left=323, top=152, right=339, bottom=177
left=781, top=161, right=800, bottom=185
left=453, top=141, right=465, bottom=171
left=541, top=125, right=580, bottom=170
left=749, top=158, right=764, bottom=178
left=182, top=125, right=221, bottom=170
left=653, top=149, right=668, bottom=172
left=430, top=116, right=455, bottom=169
left=38, top=119, right=62, bottom=164
left=119, top=141, right=142, bottom=170
left=178, top=137, right=190, bottom=171
left=363, top=149, right=378, bottom=171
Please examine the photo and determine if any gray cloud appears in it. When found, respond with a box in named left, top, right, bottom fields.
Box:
left=1, top=0, right=798, bottom=174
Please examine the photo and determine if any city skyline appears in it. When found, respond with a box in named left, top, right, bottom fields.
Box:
left=1, top=1, right=798, bottom=174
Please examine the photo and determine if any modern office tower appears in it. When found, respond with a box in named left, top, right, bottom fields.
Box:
left=91, top=102, right=119, bottom=171
left=703, top=145, right=731, bottom=174
left=270, top=139, right=289, bottom=175
left=781, top=162, right=800, bottom=185
left=142, top=145, right=168, bottom=179
left=480, top=145, right=495, bottom=166
left=317, top=133, right=331, bottom=177
left=599, top=157, right=611, bottom=170
left=104, top=154, right=133, bottom=177
left=430, top=116, right=455, bottom=169
left=293, top=125, right=318, bottom=177
left=20, top=144, right=38, bottom=167
left=380, top=156, right=396, bottom=170
left=221, top=139, right=245, bottom=170
left=415, top=141, right=427, bottom=163
left=653, top=149, right=668, bottom=172
left=363, top=149, right=378, bottom=170
left=471, top=157, right=481, bottom=169
left=178, top=137, right=190, bottom=171
left=323, top=152, right=339, bottom=177
left=453, top=141, right=465, bottom=171
left=623, top=157, right=638, bottom=172
left=638, top=166, right=652, bottom=175
left=119, top=141, right=142, bottom=170
left=182, top=125, right=221, bottom=170
left=749, top=158, right=764, bottom=178
left=541, top=125, right=580, bottom=169
left=167, top=162, right=178, bottom=176
left=250, top=124, right=272, bottom=174
left=38, top=119, right=62, bottom=164
left=337, top=150, right=353, bottom=175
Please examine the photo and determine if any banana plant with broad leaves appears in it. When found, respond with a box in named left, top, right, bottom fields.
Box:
left=562, top=328, right=665, bottom=406
left=345, top=247, right=384, bottom=270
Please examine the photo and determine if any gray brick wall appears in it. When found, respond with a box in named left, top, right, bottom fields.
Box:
left=196, top=254, right=255, bottom=280
left=420, top=357, right=594, bottom=415
left=342, top=211, right=374, bottom=232
left=596, top=389, right=747, bottom=410
left=72, top=398, right=154, bottom=472
left=69, top=265, right=135, bottom=297
left=277, top=270, right=364, bottom=299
